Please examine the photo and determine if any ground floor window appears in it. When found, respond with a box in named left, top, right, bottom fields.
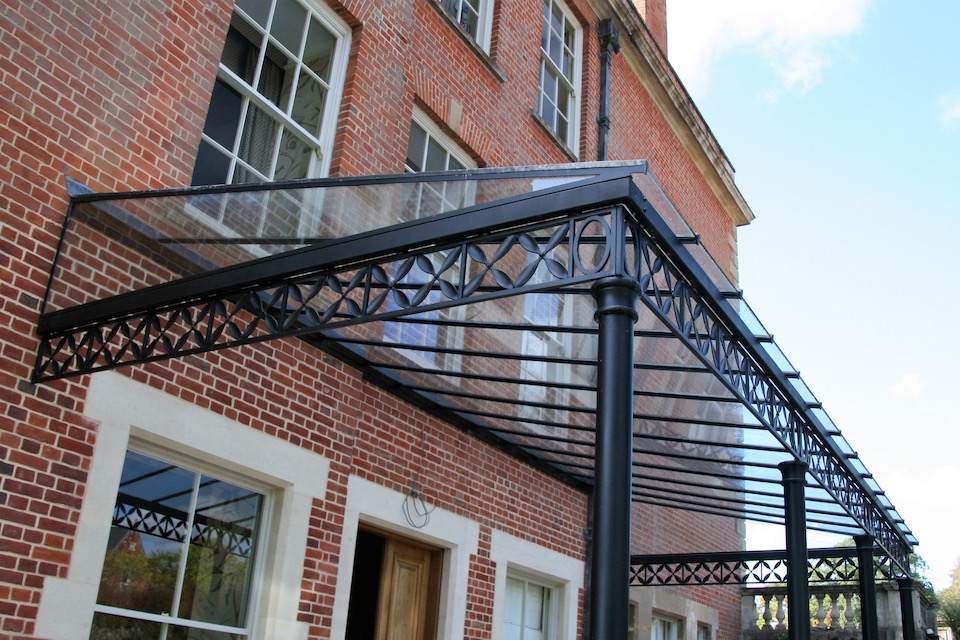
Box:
left=652, top=614, right=681, bottom=640
left=90, top=449, right=266, bottom=639
left=503, top=574, right=555, bottom=640
left=697, top=622, right=712, bottom=640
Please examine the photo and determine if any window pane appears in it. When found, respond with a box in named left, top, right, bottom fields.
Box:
left=238, top=104, right=278, bottom=178
left=304, top=16, right=337, bottom=82
left=525, top=583, right=545, bottom=631
left=406, top=122, right=427, bottom=172
left=274, top=128, right=314, bottom=181
left=192, top=140, right=233, bottom=187
left=504, top=577, right=525, bottom=637
left=291, top=71, right=328, bottom=135
left=258, top=41, right=289, bottom=108
left=177, top=476, right=263, bottom=629
left=271, top=0, right=307, bottom=53
left=222, top=17, right=261, bottom=85
left=425, top=138, right=448, bottom=172
left=90, top=612, right=164, bottom=639
left=96, top=451, right=195, bottom=616
left=237, top=0, right=269, bottom=27
left=203, top=80, right=243, bottom=149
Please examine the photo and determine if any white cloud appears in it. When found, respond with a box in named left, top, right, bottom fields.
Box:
left=889, top=372, right=923, bottom=399
left=939, top=90, right=960, bottom=131
left=667, top=0, right=869, bottom=96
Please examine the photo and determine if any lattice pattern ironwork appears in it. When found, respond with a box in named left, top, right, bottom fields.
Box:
left=629, top=549, right=900, bottom=587
left=34, top=211, right=618, bottom=381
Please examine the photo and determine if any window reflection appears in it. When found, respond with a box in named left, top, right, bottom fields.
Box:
left=92, top=450, right=264, bottom=638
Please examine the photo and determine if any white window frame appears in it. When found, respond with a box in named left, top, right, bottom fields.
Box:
left=330, top=476, right=480, bottom=640
left=628, top=601, right=639, bottom=640
left=436, top=0, right=496, bottom=52
left=34, top=371, right=328, bottom=640
left=652, top=614, right=682, bottom=640
left=504, top=573, right=557, bottom=640
left=519, top=257, right=575, bottom=422
left=537, top=0, right=582, bottom=154
left=91, top=445, right=273, bottom=637
left=194, top=0, right=351, bottom=186
left=491, top=529, right=582, bottom=640
left=628, top=587, right=720, bottom=640
left=404, top=107, right=477, bottom=206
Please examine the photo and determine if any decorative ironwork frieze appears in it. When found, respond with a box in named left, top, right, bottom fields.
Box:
left=34, top=210, right=620, bottom=381
left=629, top=549, right=900, bottom=587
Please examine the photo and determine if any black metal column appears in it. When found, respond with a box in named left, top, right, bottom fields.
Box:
left=779, top=460, right=810, bottom=640
left=898, top=577, right=918, bottom=640
left=590, top=277, right=639, bottom=640
left=855, top=534, right=879, bottom=640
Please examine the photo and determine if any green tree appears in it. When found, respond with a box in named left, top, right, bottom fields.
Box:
left=939, top=559, right=960, bottom=637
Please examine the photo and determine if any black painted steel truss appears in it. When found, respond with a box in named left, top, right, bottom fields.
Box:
left=34, top=163, right=915, bottom=571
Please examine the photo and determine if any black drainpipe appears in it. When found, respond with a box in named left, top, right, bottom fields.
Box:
left=597, top=19, right=621, bottom=161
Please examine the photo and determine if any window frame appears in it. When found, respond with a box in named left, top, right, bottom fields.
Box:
left=503, top=572, right=557, bottom=640
left=491, top=530, right=582, bottom=640
left=382, top=108, right=476, bottom=369
left=193, top=0, right=351, bottom=186
left=91, top=444, right=273, bottom=638
left=652, top=613, right=683, bottom=640
left=536, top=0, right=582, bottom=154
left=435, top=0, right=496, bottom=53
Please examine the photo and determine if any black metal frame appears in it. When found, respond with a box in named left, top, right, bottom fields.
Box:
left=33, top=162, right=917, bottom=639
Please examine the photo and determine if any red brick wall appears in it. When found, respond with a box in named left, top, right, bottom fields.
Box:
left=0, top=0, right=744, bottom=637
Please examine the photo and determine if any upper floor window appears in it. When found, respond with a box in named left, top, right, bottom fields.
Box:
left=537, top=0, right=581, bottom=153
left=192, top=0, right=350, bottom=186
left=404, top=109, right=476, bottom=215
left=383, top=110, right=475, bottom=366
left=438, top=0, right=495, bottom=52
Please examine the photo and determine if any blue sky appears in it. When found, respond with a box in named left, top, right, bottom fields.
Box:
left=667, top=0, right=960, bottom=589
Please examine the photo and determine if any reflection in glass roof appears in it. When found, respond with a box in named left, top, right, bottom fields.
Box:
left=37, top=161, right=916, bottom=568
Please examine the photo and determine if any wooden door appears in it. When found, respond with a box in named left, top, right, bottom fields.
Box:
left=374, top=537, right=441, bottom=640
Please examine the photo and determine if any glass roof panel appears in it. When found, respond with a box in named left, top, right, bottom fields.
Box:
left=44, top=163, right=641, bottom=315
left=37, top=162, right=916, bottom=564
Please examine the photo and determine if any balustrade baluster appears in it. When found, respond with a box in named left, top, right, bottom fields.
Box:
left=829, top=592, right=841, bottom=630
left=775, top=595, right=787, bottom=631
left=814, top=594, right=827, bottom=629
left=761, top=595, right=774, bottom=631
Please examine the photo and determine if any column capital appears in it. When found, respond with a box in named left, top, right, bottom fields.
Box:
left=778, top=459, right=808, bottom=483
left=591, top=277, right=641, bottom=322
